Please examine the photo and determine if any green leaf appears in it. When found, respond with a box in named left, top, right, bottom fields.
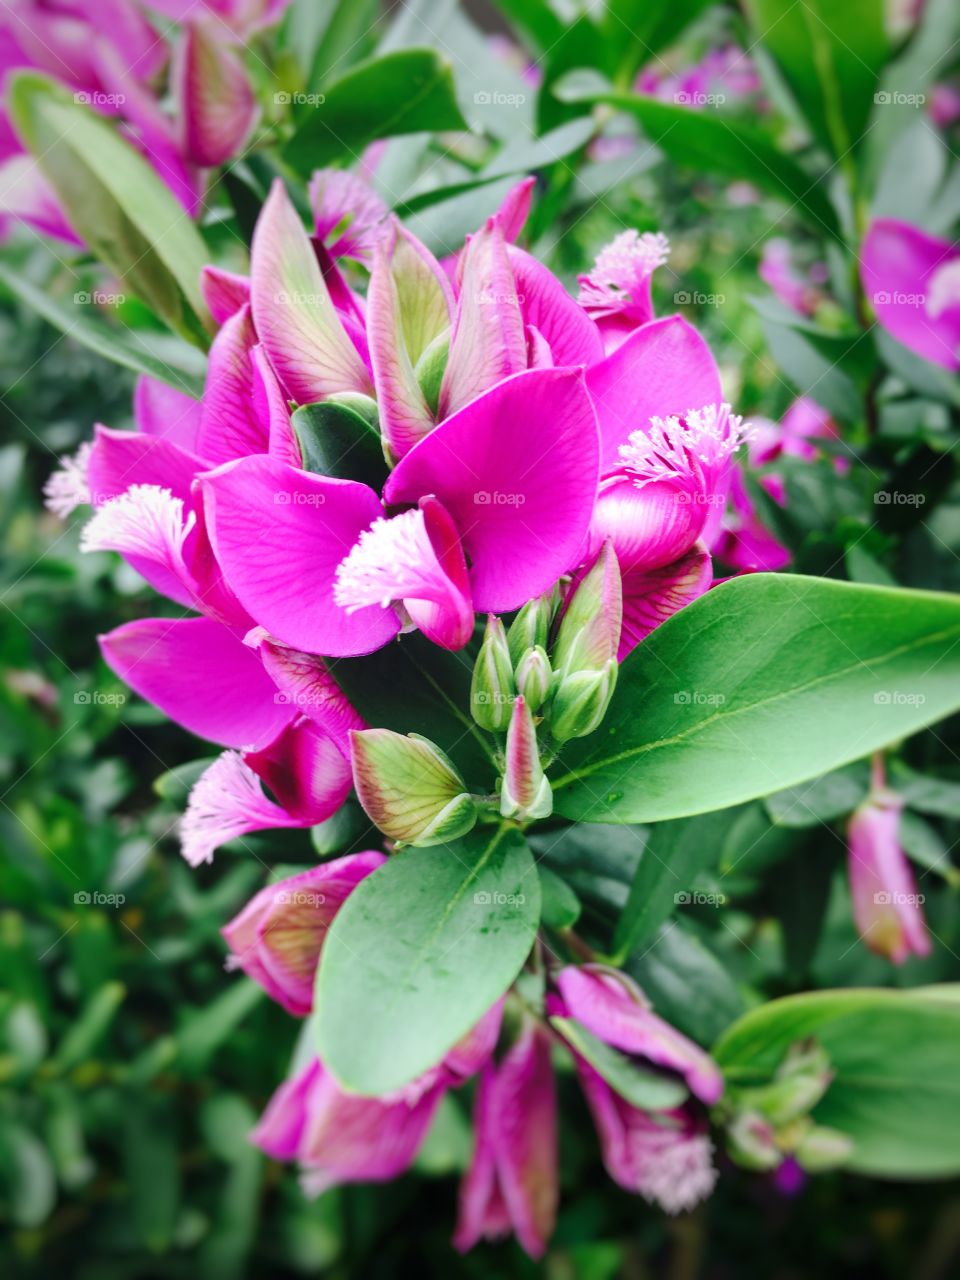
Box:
left=291, top=398, right=387, bottom=487
left=315, top=826, right=540, bottom=1094
left=714, top=988, right=960, bottom=1176
left=764, top=764, right=869, bottom=828
left=0, top=1124, right=56, bottom=1227
left=627, top=924, right=746, bottom=1046
left=743, top=0, right=888, bottom=156
left=552, top=575, right=960, bottom=825
left=601, top=0, right=714, bottom=80
left=611, top=810, right=741, bottom=963
left=538, top=864, right=582, bottom=929
left=8, top=73, right=212, bottom=344
left=553, top=87, right=840, bottom=238
left=0, top=262, right=205, bottom=396
left=550, top=1016, right=688, bottom=1110
left=284, top=49, right=469, bottom=176
left=52, top=981, right=125, bottom=1071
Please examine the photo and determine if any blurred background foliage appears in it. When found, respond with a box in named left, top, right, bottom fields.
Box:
left=2, top=0, right=960, bottom=1274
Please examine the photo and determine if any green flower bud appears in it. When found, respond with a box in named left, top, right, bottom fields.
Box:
left=552, top=543, right=622, bottom=679
left=471, top=615, right=515, bottom=732
left=794, top=1125, right=855, bottom=1173
left=500, top=696, right=553, bottom=820
left=414, top=329, right=450, bottom=417
left=725, top=1111, right=781, bottom=1172
left=350, top=729, right=477, bottom=846
left=514, top=645, right=552, bottom=713
left=551, top=658, right=618, bottom=742
left=507, top=594, right=554, bottom=669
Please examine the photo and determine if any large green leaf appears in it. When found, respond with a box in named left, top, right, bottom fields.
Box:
left=554, top=85, right=840, bottom=238
left=284, top=49, right=469, bottom=175
left=315, top=827, right=540, bottom=1094
left=601, top=0, right=714, bottom=80
left=8, top=73, right=212, bottom=345
left=552, top=575, right=960, bottom=825
left=714, top=988, right=960, bottom=1176
left=743, top=0, right=888, bottom=157
left=0, top=263, right=205, bottom=396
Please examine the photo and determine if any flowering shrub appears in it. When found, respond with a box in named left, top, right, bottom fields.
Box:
left=3, top=0, right=960, bottom=1273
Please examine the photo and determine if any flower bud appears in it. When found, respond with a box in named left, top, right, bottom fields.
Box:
left=743, top=1070, right=832, bottom=1128
left=725, top=1111, right=781, bottom=1172
left=550, top=658, right=617, bottom=743
left=471, top=615, right=515, bottom=732
left=552, top=542, right=622, bottom=679
left=500, top=696, right=552, bottom=820
left=515, top=645, right=552, bottom=713
left=350, top=728, right=477, bottom=846
left=507, top=594, right=554, bottom=669
left=414, top=329, right=450, bottom=417
left=794, top=1125, right=854, bottom=1173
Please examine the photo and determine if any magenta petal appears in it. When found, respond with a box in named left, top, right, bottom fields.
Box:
left=310, top=168, right=388, bottom=262
left=197, top=304, right=269, bottom=465
left=555, top=966, right=724, bottom=1104
left=200, top=264, right=251, bottom=324
left=251, top=345, right=299, bottom=466
left=454, top=1067, right=512, bottom=1250
left=848, top=793, right=931, bottom=964
left=619, top=545, right=713, bottom=660
left=133, top=377, right=203, bottom=454
left=402, top=497, right=474, bottom=650
left=251, top=179, right=372, bottom=402
left=386, top=368, right=600, bottom=613
left=861, top=218, right=960, bottom=371
left=100, top=616, right=292, bottom=749
left=251, top=1060, right=321, bottom=1159
left=589, top=476, right=706, bottom=572
left=508, top=245, right=605, bottom=367
left=586, top=316, right=722, bottom=474
left=444, top=998, right=504, bottom=1079
left=244, top=718, right=352, bottom=823
left=0, top=154, right=81, bottom=244
left=492, top=176, right=535, bottom=242
left=200, top=455, right=400, bottom=656
left=174, top=19, right=259, bottom=167
left=253, top=634, right=364, bottom=751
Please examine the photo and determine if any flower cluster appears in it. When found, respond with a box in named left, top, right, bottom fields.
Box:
left=46, top=166, right=883, bottom=1253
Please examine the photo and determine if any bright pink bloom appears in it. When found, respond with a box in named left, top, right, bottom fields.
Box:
left=201, top=366, right=600, bottom=655
left=847, top=758, right=931, bottom=965
left=221, top=852, right=385, bottom=1013
left=578, top=229, right=670, bottom=350
left=861, top=218, right=960, bottom=370
left=455, top=1018, right=558, bottom=1260
left=759, top=238, right=828, bottom=317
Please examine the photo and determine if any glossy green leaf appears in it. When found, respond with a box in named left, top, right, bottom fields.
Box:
left=714, top=988, right=960, bottom=1176
left=743, top=0, right=888, bottom=156
left=553, top=86, right=841, bottom=237
left=284, top=49, right=469, bottom=175
left=8, top=73, right=212, bottom=344
left=316, top=826, right=540, bottom=1094
left=553, top=575, right=960, bottom=825
left=291, top=398, right=387, bottom=487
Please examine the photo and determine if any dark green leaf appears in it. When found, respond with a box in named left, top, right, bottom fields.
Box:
left=284, top=49, right=469, bottom=176
left=552, top=575, right=960, bottom=824
left=291, top=398, right=387, bottom=487
left=627, top=924, right=746, bottom=1046
left=538, top=865, right=582, bottom=929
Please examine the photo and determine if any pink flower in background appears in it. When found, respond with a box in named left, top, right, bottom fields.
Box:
left=861, top=218, right=960, bottom=371
left=712, top=397, right=841, bottom=572
left=221, top=853, right=386, bottom=1013
left=847, top=757, right=931, bottom=965
left=929, top=81, right=960, bottom=129
left=578, top=229, right=671, bottom=351
left=455, top=1017, right=558, bottom=1259
left=548, top=966, right=722, bottom=1214
left=636, top=45, right=763, bottom=110
left=254, top=998, right=504, bottom=1196
left=759, top=238, right=829, bottom=317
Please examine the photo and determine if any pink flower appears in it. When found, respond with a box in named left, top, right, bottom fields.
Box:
left=549, top=966, right=722, bottom=1214
left=861, top=218, right=960, bottom=370
left=847, top=757, right=931, bottom=964
left=221, top=852, right=385, bottom=1013
left=759, top=238, right=828, bottom=317
left=253, top=998, right=504, bottom=1195
left=455, top=1017, right=558, bottom=1260
left=578, top=229, right=671, bottom=351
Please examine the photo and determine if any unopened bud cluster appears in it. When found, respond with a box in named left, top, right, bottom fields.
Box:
left=471, top=543, right=623, bottom=822
left=720, top=1039, right=853, bottom=1175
